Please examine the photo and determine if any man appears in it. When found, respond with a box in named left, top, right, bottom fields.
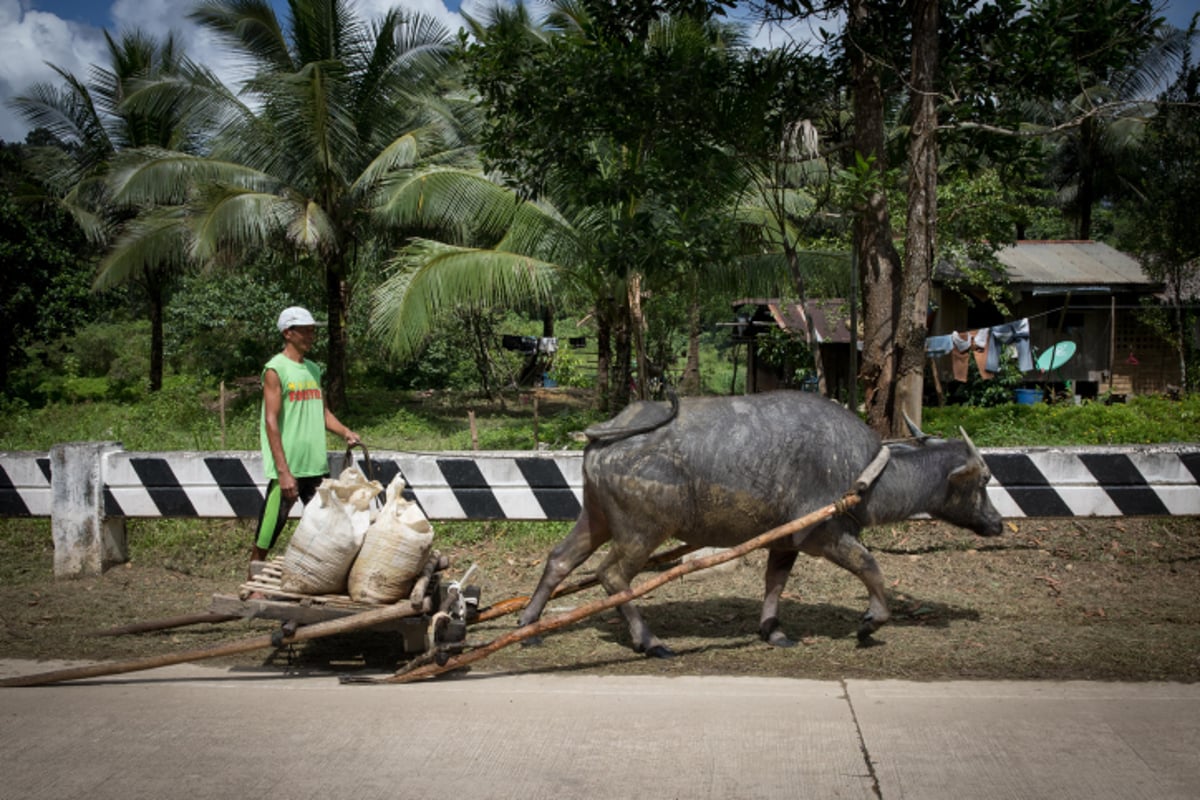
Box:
left=251, top=306, right=359, bottom=573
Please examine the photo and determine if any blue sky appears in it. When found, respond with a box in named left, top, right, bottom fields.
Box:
left=2, top=0, right=1199, bottom=144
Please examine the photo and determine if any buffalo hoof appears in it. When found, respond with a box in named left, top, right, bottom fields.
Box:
left=759, top=616, right=795, bottom=647
left=856, top=632, right=884, bottom=649
left=762, top=629, right=796, bottom=648
left=635, top=643, right=676, bottom=659
left=856, top=622, right=884, bottom=648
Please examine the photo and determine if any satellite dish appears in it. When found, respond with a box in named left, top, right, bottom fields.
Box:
left=1036, top=341, right=1076, bottom=372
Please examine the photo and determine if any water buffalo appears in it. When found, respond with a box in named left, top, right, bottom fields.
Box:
left=518, top=390, right=1003, bottom=657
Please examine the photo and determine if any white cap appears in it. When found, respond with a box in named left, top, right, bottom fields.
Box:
left=277, top=306, right=323, bottom=331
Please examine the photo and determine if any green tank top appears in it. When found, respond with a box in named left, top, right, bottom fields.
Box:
left=260, top=353, right=328, bottom=480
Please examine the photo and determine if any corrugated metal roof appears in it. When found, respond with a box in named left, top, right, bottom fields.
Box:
left=995, top=241, right=1155, bottom=287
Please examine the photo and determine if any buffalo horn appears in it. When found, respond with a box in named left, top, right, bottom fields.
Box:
left=902, top=411, right=927, bottom=441
left=959, top=426, right=985, bottom=465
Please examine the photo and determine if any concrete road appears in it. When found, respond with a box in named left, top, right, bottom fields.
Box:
left=2, top=659, right=1198, bottom=800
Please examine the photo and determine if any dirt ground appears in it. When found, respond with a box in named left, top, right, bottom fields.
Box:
left=2, top=516, right=1198, bottom=683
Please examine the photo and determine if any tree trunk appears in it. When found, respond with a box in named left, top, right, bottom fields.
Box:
left=612, top=298, right=633, bottom=411
left=629, top=272, right=649, bottom=401
left=466, top=309, right=496, bottom=399
left=325, top=262, right=349, bottom=412
left=849, top=0, right=903, bottom=435
left=893, top=0, right=939, bottom=436
left=145, top=266, right=164, bottom=393
left=595, top=300, right=613, bottom=413
left=1172, top=274, right=1189, bottom=394
left=1077, top=117, right=1095, bottom=240
left=680, top=288, right=702, bottom=395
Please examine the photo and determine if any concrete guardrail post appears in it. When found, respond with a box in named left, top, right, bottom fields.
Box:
left=50, top=442, right=128, bottom=578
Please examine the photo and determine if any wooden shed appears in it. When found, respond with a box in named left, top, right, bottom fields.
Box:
left=730, top=297, right=857, bottom=401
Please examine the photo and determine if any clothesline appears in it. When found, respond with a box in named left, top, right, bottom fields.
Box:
left=923, top=308, right=1069, bottom=380
left=924, top=304, right=1066, bottom=341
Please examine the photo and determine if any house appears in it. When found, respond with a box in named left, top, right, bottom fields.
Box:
left=932, top=240, right=1175, bottom=397
left=730, top=297, right=857, bottom=401
left=734, top=241, right=1184, bottom=403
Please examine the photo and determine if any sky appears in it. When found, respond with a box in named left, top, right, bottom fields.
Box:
left=1, top=0, right=1198, bottom=144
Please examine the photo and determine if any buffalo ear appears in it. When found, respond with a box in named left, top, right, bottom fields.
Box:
left=949, top=459, right=982, bottom=485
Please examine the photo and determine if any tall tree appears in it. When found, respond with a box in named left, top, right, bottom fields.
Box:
left=894, top=0, right=939, bottom=430
left=104, top=0, right=469, bottom=410
left=459, top=0, right=763, bottom=409
left=1029, top=0, right=1188, bottom=239
left=8, top=30, right=203, bottom=391
left=0, top=141, right=100, bottom=394
left=1117, top=26, right=1200, bottom=393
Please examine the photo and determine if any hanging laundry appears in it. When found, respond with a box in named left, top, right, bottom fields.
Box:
left=924, top=334, right=954, bottom=359
left=986, top=318, right=1033, bottom=373
left=950, top=331, right=972, bottom=382
left=972, top=329, right=994, bottom=379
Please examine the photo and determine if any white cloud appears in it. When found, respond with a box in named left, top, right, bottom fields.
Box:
left=0, top=0, right=107, bottom=142
left=354, top=0, right=466, bottom=32
left=0, top=0, right=467, bottom=144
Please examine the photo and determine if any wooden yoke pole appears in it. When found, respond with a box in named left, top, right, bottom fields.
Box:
left=382, top=491, right=863, bottom=685
left=0, top=597, right=431, bottom=688
left=473, top=542, right=702, bottom=623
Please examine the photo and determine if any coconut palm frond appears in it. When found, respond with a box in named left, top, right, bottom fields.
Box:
left=108, top=149, right=279, bottom=207
left=351, top=131, right=424, bottom=193
left=190, top=0, right=294, bottom=72
left=374, top=168, right=526, bottom=244
left=94, top=207, right=194, bottom=290
left=371, top=238, right=559, bottom=361
left=190, top=185, right=304, bottom=260
left=286, top=198, right=336, bottom=251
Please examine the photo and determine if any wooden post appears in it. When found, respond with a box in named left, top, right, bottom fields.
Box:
left=468, top=410, right=478, bottom=451
left=219, top=380, right=227, bottom=449
left=928, top=357, right=944, bottom=407
left=533, top=394, right=540, bottom=449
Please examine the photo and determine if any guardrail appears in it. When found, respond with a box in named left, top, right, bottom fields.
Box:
left=2, top=443, right=1197, bottom=577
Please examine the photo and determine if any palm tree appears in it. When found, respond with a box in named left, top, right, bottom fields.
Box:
left=9, top=30, right=205, bottom=391
left=1037, top=3, right=1193, bottom=239
left=103, top=0, right=471, bottom=409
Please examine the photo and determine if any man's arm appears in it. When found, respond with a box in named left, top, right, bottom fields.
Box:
left=324, top=403, right=360, bottom=447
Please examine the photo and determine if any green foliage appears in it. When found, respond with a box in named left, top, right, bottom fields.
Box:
left=924, top=393, right=1200, bottom=446
left=0, top=142, right=114, bottom=396
left=700, top=330, right=744, bottom=395
left=0, top=375, right=261, bottom=451
left=12, top=320, right=151, bottom=405
left=165, top=272, right=295, bottom=381
left=833, top=152, right=893, bottom=213
left=944, top=357, right=1024, bottom=408
left=753, top=325, right=815, bottom=387
left=547, top=345, right=594, bottom=389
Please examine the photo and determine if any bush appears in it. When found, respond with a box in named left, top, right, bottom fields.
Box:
left=924, top=392, right=1200, bottom=446
left=166, top=273, right=296, bottom=381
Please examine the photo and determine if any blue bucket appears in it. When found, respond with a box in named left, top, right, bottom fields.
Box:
left=1014, top=388, right=1043, bottom=405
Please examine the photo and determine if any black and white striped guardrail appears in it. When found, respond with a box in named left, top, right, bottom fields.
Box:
left=0, top=448, right=584, bottom=522
left=2, top=445, right=1198, bottom=522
